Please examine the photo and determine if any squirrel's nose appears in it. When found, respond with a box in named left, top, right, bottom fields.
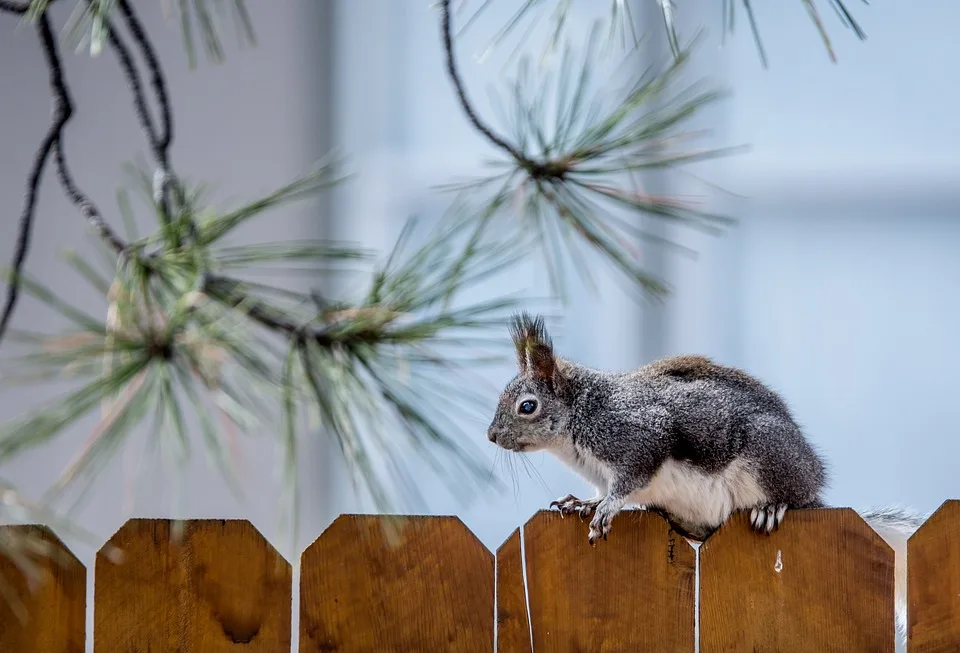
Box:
left=487, top=427, right=498, bottom=443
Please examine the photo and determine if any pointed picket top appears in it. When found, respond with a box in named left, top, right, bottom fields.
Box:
left=94, top=518, right=291, bottom=652
left=701, top=507, right=895, bottom=652
left=520, top=508, right=696, bottom=651
left=303, top=512, right=491, bottom=552
left=300, top=514, right=494, bottom=652
left=0, top=525, right=86, bottom=653
left=908, top=499, right=960, bottom=651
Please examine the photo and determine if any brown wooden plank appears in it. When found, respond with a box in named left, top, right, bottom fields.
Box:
left=522, top=508, right=696, bottom=652
left=299, top=514, right=494, bottom=653
left=700, top=507, right=895, bottom=652
left=94, top=518, right=291, bottom=652
left=908, top=499, right=960, bottom=652
left=0, top=525, right=86, bottom=653
left=496, top=527, right=532, bottom=653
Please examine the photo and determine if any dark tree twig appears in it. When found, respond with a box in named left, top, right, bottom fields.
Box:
left=0, top=9, right=126, bottom=347
left=52, top=139, right=127, bottom=254
left=203, top=276, right=384, bottom=348
left=438, top=0, right=526, bottom=163
left=87, top=0, right=172, bottom=181
left=0, top=19, right=62, bottom=344
left=35, top=10, right=127, bottom=255
left=89, top=1, right=168, bottom=174
left=115, top=0, right=172, bottom=156
left=0, top=1, right=29, bottom=13
left=104, top=0, right=186, bottom=242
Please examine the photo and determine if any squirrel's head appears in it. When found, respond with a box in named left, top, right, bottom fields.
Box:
left=486, top=312, right=573, bottom=452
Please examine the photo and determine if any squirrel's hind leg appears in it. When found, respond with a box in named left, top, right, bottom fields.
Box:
left=749, top=503, right=788, bottom=534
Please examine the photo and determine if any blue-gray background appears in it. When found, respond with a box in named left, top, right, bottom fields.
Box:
left=2, top=2, right=958, bottom=650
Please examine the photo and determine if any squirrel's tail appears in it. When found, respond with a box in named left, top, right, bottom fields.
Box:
left=858, top=505, right=927, bottom=642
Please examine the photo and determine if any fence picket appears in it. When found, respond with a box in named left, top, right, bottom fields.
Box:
left=908, top=499, right=960, bottom=652
left=299, top=514, right=494, bottom=652
left=93, top=518, right=291, bottom=652
left=0, top=525, right=85, bottom=653
left=700, top=508, right=895, bottom=652
left=6, top=504, right=960, bottom=651
left=520, top=509, right=696, bottom=652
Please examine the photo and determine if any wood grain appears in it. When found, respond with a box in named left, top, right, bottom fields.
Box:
left=93, top=518, right=291, bottom=652
left=908, top=499, right=960, bottom=652
left=496, top=527, right=532, bottom=653
left=522, top=508, right=696, bottom=652
left=0, top=525, right=85, bottom=653
left=299, top=514, right=494, bottom=653
left=700, top=508, right=895, bottom=652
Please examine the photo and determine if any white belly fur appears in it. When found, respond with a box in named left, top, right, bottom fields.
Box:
left=630, top=457, right=768, bottom=529
left=549, top=442, right=768, bottom=530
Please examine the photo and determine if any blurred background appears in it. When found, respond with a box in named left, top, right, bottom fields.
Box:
left=1, top=0, right=959, bottom=647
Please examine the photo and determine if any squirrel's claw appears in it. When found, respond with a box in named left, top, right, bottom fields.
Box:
left=588, top=506, right=615, bottom=544
left=551, top=494, right=600, bottom=520
left=550, top=494, right=579, bottom=516
left=750, top=503, right=788, bottom=534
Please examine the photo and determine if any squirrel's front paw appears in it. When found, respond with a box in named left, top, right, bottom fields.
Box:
left=550, top=494, right=600, bottom=520
left=587, top=507, right=616, bottom=545
left=750, top=503, right=788, bottom=534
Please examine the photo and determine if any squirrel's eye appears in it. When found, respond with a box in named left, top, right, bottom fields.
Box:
left=518, top=399, right=538, bottom=415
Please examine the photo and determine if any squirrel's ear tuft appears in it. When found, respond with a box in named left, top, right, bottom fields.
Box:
left=509, top=312, right=555, bottom=380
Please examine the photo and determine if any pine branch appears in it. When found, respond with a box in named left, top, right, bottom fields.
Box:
left=1, top=0, right=182, bottom=348
left=0, top=206, right=519, bottom=519
left=0, top=1, right=351, bottom=355
left=0, top=0, right=520, bottom=575
left=437, top=13, right=738, bottom=302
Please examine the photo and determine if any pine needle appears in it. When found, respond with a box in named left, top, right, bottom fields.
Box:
left=657, top=0, right=870, bottom=67
left=440, top=24, right=741, bottom=302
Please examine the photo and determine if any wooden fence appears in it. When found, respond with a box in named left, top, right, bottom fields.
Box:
left=2, top=502, right=959, bottom=652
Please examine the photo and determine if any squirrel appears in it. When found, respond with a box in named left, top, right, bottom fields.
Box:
left=487, top=312, right=925, bottom=640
